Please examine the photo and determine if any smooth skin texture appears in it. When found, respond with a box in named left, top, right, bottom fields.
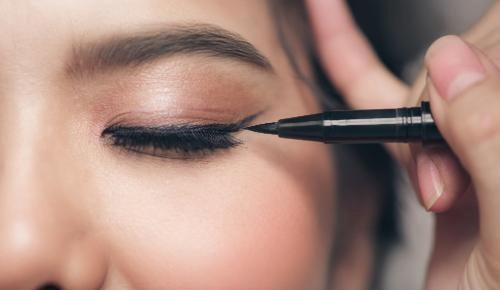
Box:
left=0, top=1, right=338, bottom=289
left=307, top=0, right=500, bottom=288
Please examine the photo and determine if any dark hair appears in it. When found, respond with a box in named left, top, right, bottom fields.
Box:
left=269, top=1, right=399, bottom=288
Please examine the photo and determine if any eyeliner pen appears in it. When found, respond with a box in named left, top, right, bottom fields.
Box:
left=246, top=102, right=443, bottom=144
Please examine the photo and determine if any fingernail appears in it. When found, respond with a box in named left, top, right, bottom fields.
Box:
left=426, top=35, right=486, bottom=100
left=417, top=153, right=445, bottom=210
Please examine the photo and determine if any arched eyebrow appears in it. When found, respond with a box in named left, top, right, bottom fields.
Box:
left=67, top=23, right=274, bottom=78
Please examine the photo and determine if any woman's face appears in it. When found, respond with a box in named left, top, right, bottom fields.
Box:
left=0, top=1, right=336, bottom=289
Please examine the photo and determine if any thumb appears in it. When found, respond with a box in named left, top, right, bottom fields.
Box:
left=426, top=35, right=500, bottom=262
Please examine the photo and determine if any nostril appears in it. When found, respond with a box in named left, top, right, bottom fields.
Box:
left=38, top=283, right=61, bottom=290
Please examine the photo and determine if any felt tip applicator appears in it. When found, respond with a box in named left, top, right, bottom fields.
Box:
left=246, top=102, right=443, bottom=144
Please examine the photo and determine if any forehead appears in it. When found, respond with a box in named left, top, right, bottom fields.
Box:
left=0, top=0, right=272, bottom=29
left=0, top=0, right=278, bottom=70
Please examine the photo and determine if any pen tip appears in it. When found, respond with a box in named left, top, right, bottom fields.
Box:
left=245, top=122, right=278, bottom=135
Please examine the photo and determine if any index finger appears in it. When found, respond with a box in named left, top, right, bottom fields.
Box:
left=305, top=0, right=408, bottom=109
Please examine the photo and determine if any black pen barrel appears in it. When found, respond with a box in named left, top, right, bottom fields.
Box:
left=277, top=102, right=443, bottom=143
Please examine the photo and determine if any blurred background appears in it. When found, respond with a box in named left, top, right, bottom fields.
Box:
left=350, top=0, right=494, bottom=81
left=347, top=1, right=494, bottom=289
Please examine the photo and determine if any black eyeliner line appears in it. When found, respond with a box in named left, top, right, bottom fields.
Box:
left=102, top=112, right=261, bottom=137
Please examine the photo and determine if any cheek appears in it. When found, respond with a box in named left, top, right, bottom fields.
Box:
left=91, top=142, right=335, bottom=289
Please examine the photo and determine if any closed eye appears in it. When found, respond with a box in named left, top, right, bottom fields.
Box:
left=101, top=114, right=258, bottom=159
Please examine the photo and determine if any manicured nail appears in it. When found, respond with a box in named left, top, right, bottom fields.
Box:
left=426, top=35, right=486, bottom=100
left=417, top=153, right=444, bottom=210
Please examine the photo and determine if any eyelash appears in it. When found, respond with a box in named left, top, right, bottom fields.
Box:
left=101, top=123, right=243, bottom=160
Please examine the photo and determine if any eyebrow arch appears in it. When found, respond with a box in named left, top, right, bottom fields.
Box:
left=67, top=23, right=274, bottom=77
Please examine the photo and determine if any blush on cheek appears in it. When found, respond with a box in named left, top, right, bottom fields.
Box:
left=98, top=154, right=334, bottom=290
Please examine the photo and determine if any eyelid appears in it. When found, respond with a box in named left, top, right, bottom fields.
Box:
left=103, top=110, right=261, bottom=129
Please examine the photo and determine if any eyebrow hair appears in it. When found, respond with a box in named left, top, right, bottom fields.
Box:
left=67, top=23, right=273, bottom=77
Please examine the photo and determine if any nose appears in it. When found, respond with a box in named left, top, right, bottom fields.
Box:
left=0, top=129, right=107, bottom=289
left=0, top=206, right=107, bottom=290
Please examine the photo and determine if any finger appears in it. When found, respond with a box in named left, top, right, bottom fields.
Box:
left=415, top=146, right=470, bottom=212
left=426, top=35, right=500, bottom=250
left=424, top=186, right=479, bottom=290
left=412, top=76, right=470, bottom=213
left=305, top=0, right=409, bottom=109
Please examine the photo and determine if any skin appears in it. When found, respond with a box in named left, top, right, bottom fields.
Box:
left=306, top=0, right=500, bottom=288
left=0, top=1, right=337, bottom=289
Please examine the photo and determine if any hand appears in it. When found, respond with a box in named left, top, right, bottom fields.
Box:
left=425, top=35, right=500, bottom=289
left=306, top=0, right=500, bottom=288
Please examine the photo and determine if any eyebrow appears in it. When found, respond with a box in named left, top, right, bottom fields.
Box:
left=67, top=23, right=273, bottom=77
